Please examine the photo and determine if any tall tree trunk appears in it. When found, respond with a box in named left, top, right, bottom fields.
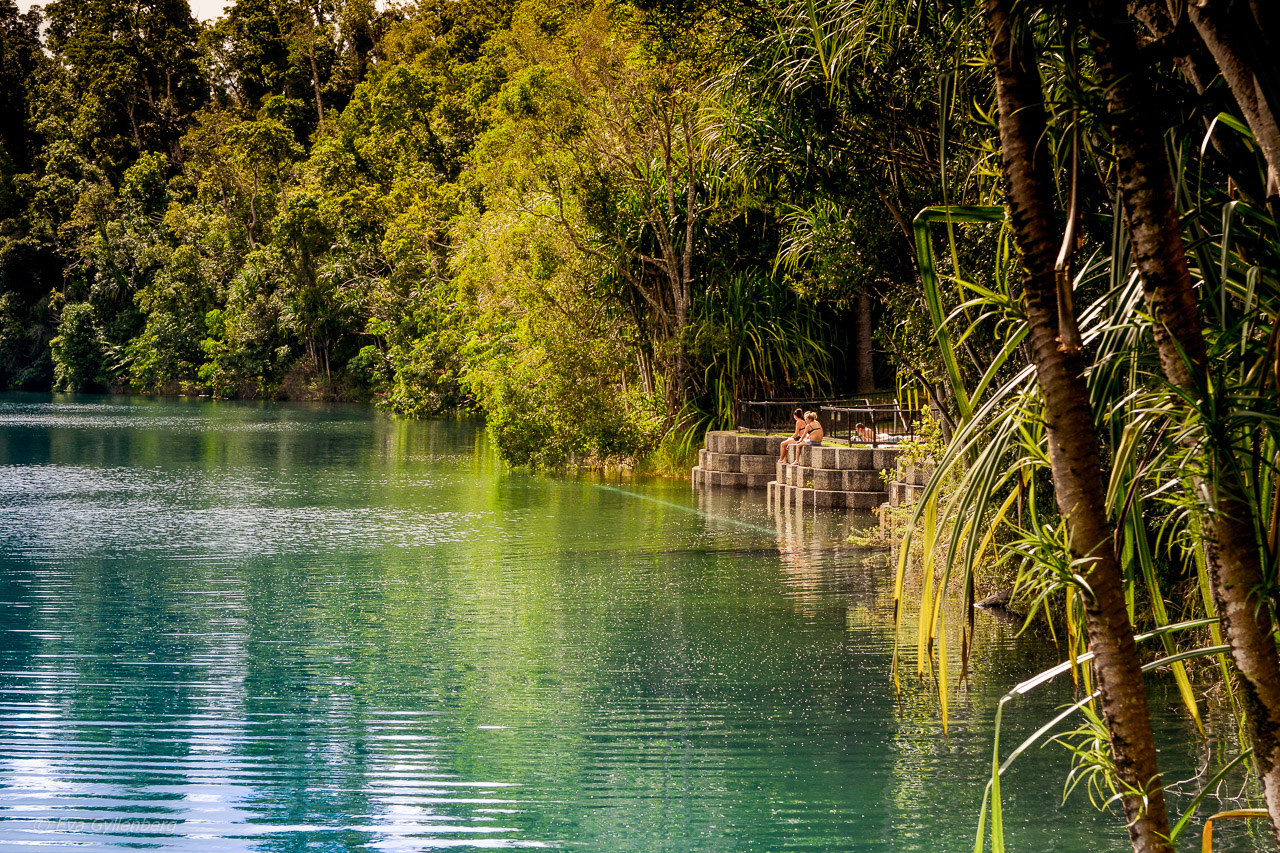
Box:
left=983, top=3, right=1174, bottom=850
left=1088, top=2, right=1280, bottom=842
left=1182, top=0, right=1280, bottom=201
left=855, top=289, right=874, bottom=394
left=301, top=4, right=326, bottom=132
left=125, top=101, right=143, bottom=152
left=308, top=39, right=325, bottom=132
left=1128, top=0, right=1269, bottom=204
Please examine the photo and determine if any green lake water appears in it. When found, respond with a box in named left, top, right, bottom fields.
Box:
left=0, top=394, right=1263, bottom=851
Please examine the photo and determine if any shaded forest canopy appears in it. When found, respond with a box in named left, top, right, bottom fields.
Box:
left=0, top=0, right=957, bottom=466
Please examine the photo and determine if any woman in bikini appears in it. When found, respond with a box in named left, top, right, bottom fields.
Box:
left=802, top=411, right=824, bottom=445
left=778, top=408, right=806, bottom=462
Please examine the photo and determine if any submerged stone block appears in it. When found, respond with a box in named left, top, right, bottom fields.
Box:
left=810, top=489, right=841, bottom=508
left=788, top=487, right=886, bottom=511
left=793, top=488, right=846, bottom=509
left=847, top=490, right=888, bottom=511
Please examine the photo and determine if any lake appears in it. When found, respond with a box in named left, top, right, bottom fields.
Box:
left=0, top=395, right=1262, bottom=851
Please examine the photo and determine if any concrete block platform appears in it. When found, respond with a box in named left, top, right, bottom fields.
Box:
left=696, top=429, right=908, bottom=511
left=767, top=440, right=902, bottom=512
left=698, top=449, right=740, bottom=472
left=810, top=467, right=885, bottom=492
left=693, top=431, right=787, bottom=491
left=806, top=445, right=874, bottom=470
left=693, top=467, right=773, bottom=489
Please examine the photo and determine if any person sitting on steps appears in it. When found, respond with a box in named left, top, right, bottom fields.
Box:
left=802, top=411, right=824, bottom=446
left=778, top=408, right=806, bottom=462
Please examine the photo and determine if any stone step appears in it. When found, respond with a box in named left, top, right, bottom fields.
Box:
left=810, top=467, right=887, bottom=492
left=874, top=447, right=904, bottom=470
left=803, top=445, right=872, bottom=469
left=735, top=434, right=787, bottom=456
left=705, top=430, right=736, bottom=453
left=739, top=454, right=777, bottom=475
left=800, top=445, right=905, bottom=471
left=703, top=451, right=740, bottom=473
left=706, top=431, right=788, bottom=455
left=783, top=444, right=812, bottom=466
left=777, top=462, right=890, bottom=492
left=698, top=449, right=779, bottom=474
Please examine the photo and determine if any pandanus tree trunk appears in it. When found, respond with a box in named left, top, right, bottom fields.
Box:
left=855, top=289, right=874, bottom=394
left=1182, top=0, right=1280, bottom=202
left=1127, top=0, right=1271, bottom=204
left=1086, top=2, right=1280, bottom=842
left=982, top=3, right=1174, bottom=850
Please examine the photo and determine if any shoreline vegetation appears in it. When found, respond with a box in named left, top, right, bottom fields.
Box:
left=7, top=0, right=1280, bottom=850
left=0, top=0, right=871, bottom=473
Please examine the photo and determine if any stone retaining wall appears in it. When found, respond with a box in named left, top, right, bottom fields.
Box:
left=692, top=430, right=908, bottom=509
left=766, top=443, right=901, bottom=511
left=691, top=431, right=785, bottom=490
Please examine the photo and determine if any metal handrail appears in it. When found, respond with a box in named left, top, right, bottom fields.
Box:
left=735, top=397, right=923, bottom=447
left=819, top=403, right=922, bottom=447
left=735, top=398, right=878, bottom=434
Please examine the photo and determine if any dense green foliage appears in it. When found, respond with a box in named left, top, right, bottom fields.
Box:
left=1, top=0, right=967, bottom=466
left=14, top=0, right=1280, bottom=845
left=855, top=1, right=1280, bottom=849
